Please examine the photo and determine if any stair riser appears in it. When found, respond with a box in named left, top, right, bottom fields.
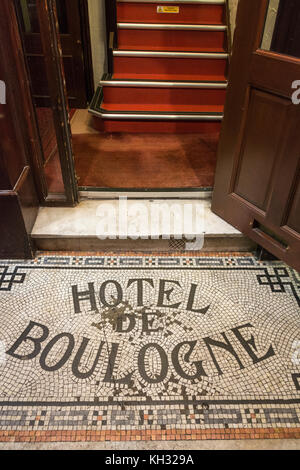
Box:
left=113, top=56, right=228, bottom=81
left=118, top=29, right=227, bottom=52
left=102, top=87, right=226, bottom=111
left=117, top=3, right=225, bottom=24
left=92, top=117, right=222, bottom=134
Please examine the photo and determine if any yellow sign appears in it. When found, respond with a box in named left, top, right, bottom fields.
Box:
left=157, top=6, right=180, bottom=14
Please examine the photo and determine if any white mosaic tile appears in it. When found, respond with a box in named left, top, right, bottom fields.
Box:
left=0, top=255, right=299, bottom=432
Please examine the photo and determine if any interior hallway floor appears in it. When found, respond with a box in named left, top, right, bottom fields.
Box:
left=41, top=109, right=219, bottom=192
left=71, top=110, right=218, bottom=189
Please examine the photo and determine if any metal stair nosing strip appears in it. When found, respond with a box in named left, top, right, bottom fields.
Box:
left=117, top=23, right=227, bottom=31
left=99, top=79, right=228, bottom=88
left=112, top=50, right=229, bottom=58
left=90, top=111, right=224, bottom=121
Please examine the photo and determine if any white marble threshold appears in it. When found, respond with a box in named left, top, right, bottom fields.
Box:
left=31, top=199, right=241, bottom=239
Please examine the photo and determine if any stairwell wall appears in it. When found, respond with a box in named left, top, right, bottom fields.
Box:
left=88, top=0, right=107, bottom=91
left=228, top=0, right=239, bottom=40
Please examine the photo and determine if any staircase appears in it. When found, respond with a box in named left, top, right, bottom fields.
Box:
left=89, top=0, right=230, bottom=133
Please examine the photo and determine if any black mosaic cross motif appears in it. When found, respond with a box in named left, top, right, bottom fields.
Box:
left=0, top=266, right=26, bottom=292
left=257, top=267, right=300, bottom=307
left=292, top=374, right=300, bottom=391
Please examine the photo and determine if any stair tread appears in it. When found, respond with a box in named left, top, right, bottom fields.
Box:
left=113, top=72, right=227, bottom=81
left=103, top=76, right=228, bottom=86
left=117, top=20, right=226, bottom=25
left=118, top=44, right=227, bottom=52
left=117, top=22, right=227, bottom=29
left=101, top=103, right=224, bottom=113
left=117, top=1, right=226, bottom=25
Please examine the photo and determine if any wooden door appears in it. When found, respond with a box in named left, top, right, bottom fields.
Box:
left=212, top=0, right=300, bottom=272
left=15, top=0, right=92, bottom=108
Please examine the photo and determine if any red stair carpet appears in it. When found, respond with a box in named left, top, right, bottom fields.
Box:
left=90, top=0, right=229, bottom=134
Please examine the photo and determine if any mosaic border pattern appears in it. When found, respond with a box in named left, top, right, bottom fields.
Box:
left=1, top=254, right=299, bottom=305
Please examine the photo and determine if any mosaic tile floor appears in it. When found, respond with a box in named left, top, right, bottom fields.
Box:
left=0, top=253, right=299, bottom=443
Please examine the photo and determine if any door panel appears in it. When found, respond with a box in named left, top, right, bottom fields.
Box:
left=212, top=0, right=300, bottom=271
left=287, top=180, right=300, bottom=233
left=250, top=52, right=300, bottom=98
left=26, top=56, right=49, bottom=98
left=234, top=90, right=291, bottom=211
left=16, top=0, right=89, bottom=108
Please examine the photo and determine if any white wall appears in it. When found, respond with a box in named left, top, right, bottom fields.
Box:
left=261, top=0, right=280, bottom=50
left=88, top=0, right=107, bottom=90
left=227, top=0, right=280, bottom=49
left=228, top=0, right=239, bottom=40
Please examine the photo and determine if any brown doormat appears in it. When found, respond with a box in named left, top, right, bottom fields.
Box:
left=73, top=133, right=218, bottom=189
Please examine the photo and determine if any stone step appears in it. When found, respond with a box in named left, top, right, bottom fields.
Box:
left=117, top=23, right=227, bottom=52
left=31, top=199, right=255, bottom=252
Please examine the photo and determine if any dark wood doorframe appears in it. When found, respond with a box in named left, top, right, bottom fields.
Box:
left=36, top=0, right=78, bottom=206
left=0, top=0, right=39, bottom=258
left=212, top=0, right=300, bottom=271
left=1, top=0, right=47, bottom=204
left=78, top=0, right=95, bottom=102
left=2, top=0, right=79, bottom=207
left=105, top=0, right=118, bottom=74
